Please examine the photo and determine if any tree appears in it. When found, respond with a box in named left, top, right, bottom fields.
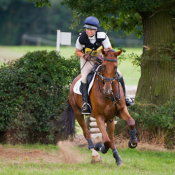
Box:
left=27, top=0, right=51, bottom=7
left=0, top=0, right=75, bottom=45
left=29, top=0, right=175, bottom=105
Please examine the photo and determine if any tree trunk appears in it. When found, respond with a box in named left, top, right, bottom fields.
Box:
left=136, top=11, right=175, bottom=105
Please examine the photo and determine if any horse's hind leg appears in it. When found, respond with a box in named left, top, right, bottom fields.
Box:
left=107, top=120, right=123, bottom=165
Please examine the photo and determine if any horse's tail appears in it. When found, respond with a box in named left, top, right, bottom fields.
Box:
left=53, top=101, right=75, bottom=139
left=64, top=101, right=76, bottom=138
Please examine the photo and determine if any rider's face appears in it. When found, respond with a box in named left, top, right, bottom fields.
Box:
left=85, top=28, right=97, bottom=37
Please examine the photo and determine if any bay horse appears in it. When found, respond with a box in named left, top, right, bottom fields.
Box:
left=60, top=49, right=138, bottom=165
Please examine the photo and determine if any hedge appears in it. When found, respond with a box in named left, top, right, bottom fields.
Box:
left=115, top=102, right=175, bottom=149
left=0, top=50, right=79, bottom=144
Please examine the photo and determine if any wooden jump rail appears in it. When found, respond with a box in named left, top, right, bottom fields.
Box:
left=85, top=117, right=118, bottom=139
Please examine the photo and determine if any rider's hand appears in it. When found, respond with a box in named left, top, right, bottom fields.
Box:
left=95, top=55, right=102, bottom=64
left=83, top=54, right=91, bottom=61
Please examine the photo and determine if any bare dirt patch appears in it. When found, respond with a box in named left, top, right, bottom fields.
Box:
left=0, top=146, right=61, bottom=165
left=58, top=140, right=84, bottom=164
left=0, top=134, right=173, bottom=165
left=0, top=138, right=86, bottom=165
left=73, top=134, right=173, bottom=152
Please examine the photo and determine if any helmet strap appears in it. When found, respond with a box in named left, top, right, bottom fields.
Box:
left=88, top=35, right=96, bottom=40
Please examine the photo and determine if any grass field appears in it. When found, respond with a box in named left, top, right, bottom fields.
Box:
left=0, top=46, right=142, bottom=85
left=0, top=143, right=174, bottom=175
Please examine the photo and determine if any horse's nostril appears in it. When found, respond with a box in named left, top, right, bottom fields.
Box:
left=105, top=91, right=109, bottom=95
left=103, top=89, right=106, bottom=94
left=103, top=87, right=111, bottom=95
left=103, top=89, right=107, bottom=94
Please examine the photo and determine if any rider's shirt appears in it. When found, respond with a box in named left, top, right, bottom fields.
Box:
left=76, top=31, right=111, bottom=57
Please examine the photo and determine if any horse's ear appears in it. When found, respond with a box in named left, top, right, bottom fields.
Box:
left=101, top=49, right=106, bottom=56
left=115, top=50, right=123, bottom=56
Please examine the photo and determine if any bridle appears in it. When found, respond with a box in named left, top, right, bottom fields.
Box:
left=97, top=49, right=119, bottom=84
left=102, top=49, right=118, bottom=62
left=97, top=49, right=121, bottom=106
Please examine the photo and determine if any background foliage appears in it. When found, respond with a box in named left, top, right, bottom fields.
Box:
left=115, top=102, right=175, bottom=149
left=0, top=0, right=77, bottom=45
left=0, top=0, right=143, bottom=46
left=61, top=0, right=175, bottom=35
left=0, top=50, right=79, bottom=144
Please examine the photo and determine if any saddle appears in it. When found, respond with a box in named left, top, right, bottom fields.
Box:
left=73, top=64, right=101, bottom=95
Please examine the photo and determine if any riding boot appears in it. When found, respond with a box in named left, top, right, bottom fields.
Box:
left=81, top=82, right=91, bottom=114
left=119, top=76, right=134, bottom=106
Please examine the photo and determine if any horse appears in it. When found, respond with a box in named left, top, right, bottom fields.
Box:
left=59, top=49, right=138, bottom=165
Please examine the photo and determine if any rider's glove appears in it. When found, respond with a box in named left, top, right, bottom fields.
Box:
left=95, top=55, right=102, bottom=64
left=83, top=54, right=91, bottom=61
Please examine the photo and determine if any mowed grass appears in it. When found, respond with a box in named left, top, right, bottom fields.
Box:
left=0, top=46, right=142, bottom=85
left=0, top=144, right=174, bottom=175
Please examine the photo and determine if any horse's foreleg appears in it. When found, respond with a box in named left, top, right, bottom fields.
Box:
left=95, top=116, right=111, bottom=154
left=128, top=117, right=138, bottom=148
left=107, top=120, right=123, bottom=165
left=106, top=120, right=115, bottom=150
left=76, top=115, right=93, bottom=147
left=76, top=114, right=101, bottom=163
left=118, top=106, right=138, bottom=148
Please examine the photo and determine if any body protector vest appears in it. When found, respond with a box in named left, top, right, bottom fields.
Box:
left=79, top=30, right=106, bottom=56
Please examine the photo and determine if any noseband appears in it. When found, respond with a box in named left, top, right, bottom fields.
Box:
left=97, top=71, right=118, bottom=83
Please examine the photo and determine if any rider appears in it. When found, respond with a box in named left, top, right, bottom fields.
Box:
left=75, top=16, right=134, bottom=115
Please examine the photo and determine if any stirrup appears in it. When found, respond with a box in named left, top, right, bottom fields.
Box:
left=81, top=103, right=91, bottom=114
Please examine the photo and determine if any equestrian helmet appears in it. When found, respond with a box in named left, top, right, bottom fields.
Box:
left=83, top=16, right=99, bottom=30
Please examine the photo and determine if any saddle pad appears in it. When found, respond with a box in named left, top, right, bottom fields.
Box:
left=73, top=65, right=101, bottom=95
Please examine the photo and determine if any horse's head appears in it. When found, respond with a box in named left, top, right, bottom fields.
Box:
left=101, top=49, right=123, bottom=95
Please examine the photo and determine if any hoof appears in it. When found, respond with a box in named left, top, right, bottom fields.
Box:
left=91, top=155, right=102, bottom=164
left=117, top=161, right=124, bottom=166
left=117, top=162, right=124, bottom=166
left=90, top=148, right=102, bottom=164
left=94, top=142, right=103, bottom=151
left=128, top=140, right=138, bottom=148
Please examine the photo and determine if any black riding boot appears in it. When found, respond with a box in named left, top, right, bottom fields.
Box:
left=81, top=82, right=91, bottom=114
left=119, top=76, right=134, bottom=106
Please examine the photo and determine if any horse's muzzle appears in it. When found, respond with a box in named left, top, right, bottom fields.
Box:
left=103, top=88, right=112, bottom=95
left=103, top=82, right=112, bottom=95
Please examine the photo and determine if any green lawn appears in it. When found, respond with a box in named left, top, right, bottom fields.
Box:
left=0, top=144, right=174, bottom=175
left=0, top=45, right=142, bottom=59
left=0, top=46, right=142, bottom=85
